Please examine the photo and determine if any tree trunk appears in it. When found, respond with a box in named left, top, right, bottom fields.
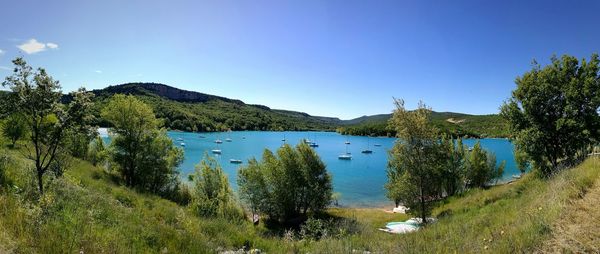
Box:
left=37, top=169, right=44, bottom=195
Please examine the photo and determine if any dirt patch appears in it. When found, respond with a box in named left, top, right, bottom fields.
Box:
left=446, top=118, right=466, bottom=124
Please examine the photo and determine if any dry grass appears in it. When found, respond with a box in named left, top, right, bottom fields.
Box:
left=538, top=168, right=600, bottom=253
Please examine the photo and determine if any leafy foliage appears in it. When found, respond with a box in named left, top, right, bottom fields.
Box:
left=501, top=54, right=600, bottom=176
left=189, top=155, right=243, bottom=220
left=238, top=143, right=332, bottom=222
left=386, top=99, right=505, bottom=223
left=1, top=57, right=95, bottom=194
left=465, top=141, right=505, bottom=188
left=385, top=99, right=442, bottom=223
left=101, top=94, right=184, bottom=199
left=87, top=135, right=108, bottom=167
left=1, top=113, right=28, bottom=147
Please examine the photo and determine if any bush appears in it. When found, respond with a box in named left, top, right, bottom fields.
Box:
left=190, top=155, right=244, bottom=220
left=87, top=135, right=108, bottom=167
left=237, top=143, right=333, bottom=223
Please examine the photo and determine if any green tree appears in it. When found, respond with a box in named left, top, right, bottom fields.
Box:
left=465, top=141, right=505, bottom=188
left=385, top=99, right=442, bottom=224
left=87, top=135, right=108, bottom=166
left=501, top=54, right=600, bottom=176
left=102, top=95, right=184, bottom=198
left=514, top=148, right=530, bottom=174
left=101, top=94, right=159, bottom=187
left=238, top=143, right=332, bottom=222
left=2, top=57, right=94, bottom=194
left=137, top=129, right=184, bottom=195
left=2, top=113, right=28, bottom=147
left=438, top=137, right=467, bottom=196
left=190, top=155, right=242, bottom=219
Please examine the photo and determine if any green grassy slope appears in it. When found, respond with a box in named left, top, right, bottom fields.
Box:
left=1, top=135, right=599, bottom=253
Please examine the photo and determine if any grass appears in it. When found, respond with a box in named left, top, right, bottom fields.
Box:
left=0, top=138, right=599, bottom=253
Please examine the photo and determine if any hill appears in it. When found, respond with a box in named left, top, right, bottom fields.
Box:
left=338, top=111, right=509, bottom=138
left=53, top=82, right=508, bottom=136
left=88, top=83, right=342, bottom=132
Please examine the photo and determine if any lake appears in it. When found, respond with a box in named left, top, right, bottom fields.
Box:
left=102, top=130, right=518, bottom=207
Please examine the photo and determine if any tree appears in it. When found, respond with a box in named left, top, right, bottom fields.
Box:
left=501, top=54, right=600, bottom=176
left=438, top=137, right=467, bottom=196
left=513, top=148, right=530, bottom=174
left=465, top=141, right=505, bottom=188
left=101, top=94, right=159, bottom=187
left=190, top=155, right=242, bottom=219
left=237, top=143, right=332, bottom=222
left=87, top=135, right=108, bottom=167
left=385, top=99, right=442, bottom=224
left=2, top=57, right=94, bottom=195
left=2, top=113, right=28, bottom=147
left=136, top=129, right=184, bottom=195
left=102, top=94, right=184, bottom=198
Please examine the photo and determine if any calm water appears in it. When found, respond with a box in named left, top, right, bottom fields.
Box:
left=102, top=130, right=518, bottom=207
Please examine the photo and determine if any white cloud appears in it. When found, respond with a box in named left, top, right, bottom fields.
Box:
left=94, top=70, right=102, bottom=74
left=17, top=39, right=59, bottom=54
left=46, top=43, right=58, bottom=49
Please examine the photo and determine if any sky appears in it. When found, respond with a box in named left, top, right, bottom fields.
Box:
left=0, top=0, right=598, bottom=120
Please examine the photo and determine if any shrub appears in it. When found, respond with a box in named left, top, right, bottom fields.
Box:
left=237, top=143, right=332, bottom=223
left=190, top=155, right=244, bottom=220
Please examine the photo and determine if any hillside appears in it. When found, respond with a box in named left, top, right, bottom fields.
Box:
left=338, top=111, right=509, bottom=138
left=1, top=138, right=599, bottom=252
left=89, top=83, right=342, bottom=132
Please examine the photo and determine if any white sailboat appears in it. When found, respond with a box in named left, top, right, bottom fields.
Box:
left=212, top=139, right=222, bottom=154
left=338, top=143, right=352, bottom=160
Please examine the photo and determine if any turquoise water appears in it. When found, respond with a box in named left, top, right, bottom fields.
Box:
left=102, top=130, right=517, bottom=207
left=164, top=131, right=517, bottom=207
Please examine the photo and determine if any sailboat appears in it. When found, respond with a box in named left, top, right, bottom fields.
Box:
left=211, top=140, right=222, bottom=154
left=338, top=143, right=352, bottom=160
left=361, top=137, right=373, bottom=154
left=309, top=133, right=319, bottom=147
left=229, top=159, right=242, bottom=164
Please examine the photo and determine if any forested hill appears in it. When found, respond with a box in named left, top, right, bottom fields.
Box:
left=337, top=111, right=510, bottom=138
left=89, top=83, right=342, bottom=132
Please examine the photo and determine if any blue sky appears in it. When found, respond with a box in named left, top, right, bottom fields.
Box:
left=0, top=0, right=598, bottom=119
